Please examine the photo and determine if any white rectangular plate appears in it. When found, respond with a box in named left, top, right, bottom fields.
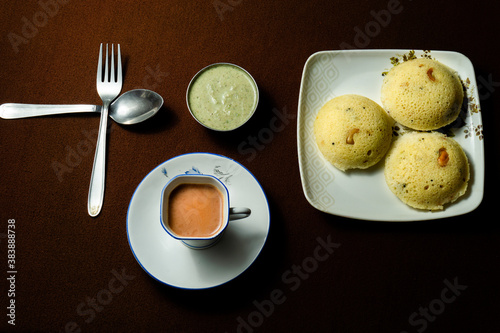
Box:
left=297, top=49, right=484, bottom=221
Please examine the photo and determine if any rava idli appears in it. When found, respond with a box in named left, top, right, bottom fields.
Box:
left=314, top=94, right=394, bottom=171
left=384, top=131, right=469, bottom=210
left=381, top=58, right=464, bottom=131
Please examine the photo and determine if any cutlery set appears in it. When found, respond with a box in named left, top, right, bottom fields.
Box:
left=1, top=43, right=140, bottom=217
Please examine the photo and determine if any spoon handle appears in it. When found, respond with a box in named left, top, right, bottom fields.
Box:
left=0, top=103, right=98, bottom=119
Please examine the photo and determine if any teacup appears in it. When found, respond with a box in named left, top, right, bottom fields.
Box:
left=160, top=174, right=251, bottom=249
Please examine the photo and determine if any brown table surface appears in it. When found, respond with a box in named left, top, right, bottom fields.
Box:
left=1, top=1, right=499, bottom=332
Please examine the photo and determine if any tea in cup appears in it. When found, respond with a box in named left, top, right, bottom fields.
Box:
left=160, top=174, right=251, bottom=249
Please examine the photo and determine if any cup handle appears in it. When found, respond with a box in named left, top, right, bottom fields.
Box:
left=229, top=207, right=251, bottom=220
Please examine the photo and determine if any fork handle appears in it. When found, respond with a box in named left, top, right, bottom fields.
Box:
left=87, top=101, right=110, bottom=217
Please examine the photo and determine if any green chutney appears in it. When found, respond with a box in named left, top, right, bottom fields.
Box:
left=187, top=64, right=258, bottom=131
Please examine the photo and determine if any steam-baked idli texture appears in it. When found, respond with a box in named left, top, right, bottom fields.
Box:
left=384, top=132, right=469, bottom=210
left=381, top=58, right=464, bottom=131
left=314, top=94, right=394, bottom=171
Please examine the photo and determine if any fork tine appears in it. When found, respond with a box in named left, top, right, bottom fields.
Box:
left=104, top=44, right=109, bottom=82
left=110, top=44, right=115, bottom=83
left=116, top=44, right=122, bottom=84
left=96, top=43, right=103, bottom=83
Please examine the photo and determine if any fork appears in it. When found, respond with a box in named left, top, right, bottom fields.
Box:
left=88, top=43, right=122, bottom=217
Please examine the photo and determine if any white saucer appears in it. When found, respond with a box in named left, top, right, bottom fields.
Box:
left=126, top=152, right=270, bottom=289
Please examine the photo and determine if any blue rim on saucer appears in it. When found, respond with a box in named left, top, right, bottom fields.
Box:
left=126, top=152, right=270, bottom=289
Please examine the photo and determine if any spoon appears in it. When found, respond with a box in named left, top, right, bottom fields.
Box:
left=0, top=89, right=163, bottom=125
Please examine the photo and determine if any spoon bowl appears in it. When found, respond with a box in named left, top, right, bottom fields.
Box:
left=110, top=89, right=163, bottom=125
